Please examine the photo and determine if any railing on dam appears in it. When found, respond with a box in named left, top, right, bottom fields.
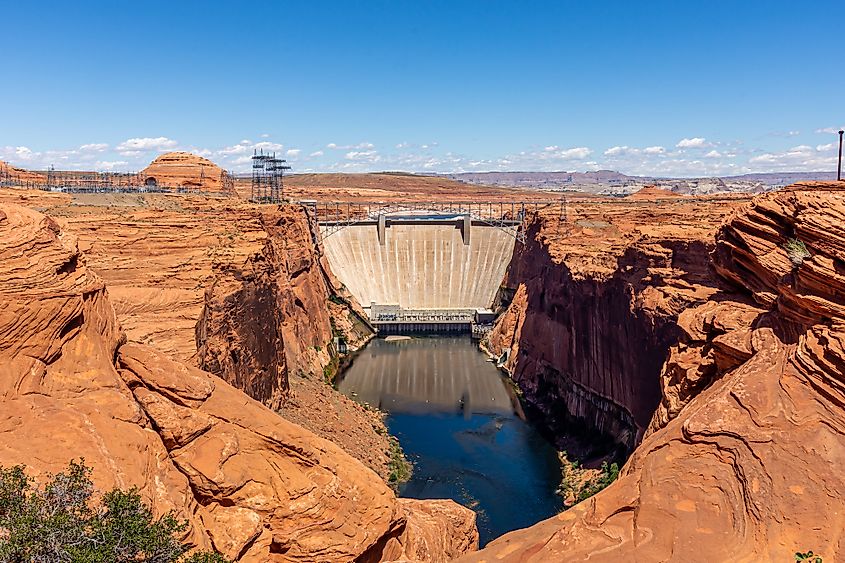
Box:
left=303, top=200, right=564, bottom=244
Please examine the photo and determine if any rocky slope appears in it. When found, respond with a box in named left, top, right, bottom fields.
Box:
left=0, top=202, right=477, bottom=561
left=0, top=188, right=394, bottom=480
left=484, top=196, right=745, bottom=452
left=461, top=181, right=845, bottom=561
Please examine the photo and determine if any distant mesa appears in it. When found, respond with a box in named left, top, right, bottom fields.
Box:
left=140, top=151, right=233, bottom=194
left=625, top=185, right=686, bottom=200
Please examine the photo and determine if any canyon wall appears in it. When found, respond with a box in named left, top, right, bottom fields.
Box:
left=0, top=202, right=478, bottom=562
left=193, top=204, right=397, bottom=479
left=196, top=206, right=334, bottom=410
left=484, top=196, right=740, bottom=451
left=461, top=182, right=845, bottom=561
left=0, top=189, right=391, bottom=481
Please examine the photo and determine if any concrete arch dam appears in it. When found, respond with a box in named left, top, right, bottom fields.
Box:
left=319, top=213, right=518, bottom=330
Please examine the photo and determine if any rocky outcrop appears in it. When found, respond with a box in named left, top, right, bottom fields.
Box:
left=484, top=201, right=732, bottom=452
left=460, top=182, right=845, bottom=561
left=141, top=152, right=233, bottom=194
left=194, top=205, right=392, bottom=479
left=196, top=206, right=333, bottom=410
left=0, top=203, right=477, bottom=562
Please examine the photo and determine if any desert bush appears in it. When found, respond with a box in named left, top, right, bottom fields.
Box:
left=784, top=238, right=811, bottom=267
left=0, top=460, right=229, bottom=562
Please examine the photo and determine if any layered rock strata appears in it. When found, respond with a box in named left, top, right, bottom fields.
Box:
left=196, top=207, right=334, bottom=410
left=484, top=198, right=742, bottom=451
left=0, top=189, right=389, bottom=480
left=194, top=205, right=391, bottom=478
left=461, top=182, right=845, bottom=561
left=0, top=202, right=477, bottom=562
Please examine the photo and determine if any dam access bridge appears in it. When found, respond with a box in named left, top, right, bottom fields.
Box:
left=307, top=200, right=557, bottom=333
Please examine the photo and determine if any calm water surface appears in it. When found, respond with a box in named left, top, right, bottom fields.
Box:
left=337, top=336, right=562, bottom=546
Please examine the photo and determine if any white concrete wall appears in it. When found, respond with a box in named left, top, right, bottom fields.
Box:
left=321, top=222, right=516, bottom=310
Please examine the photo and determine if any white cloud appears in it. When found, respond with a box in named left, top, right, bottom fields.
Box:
left=747, top=144, right=836, bottom=171
left=396, top=142, right=409, bottom=149
left=79, top=143, right=108, bottom=152
left=344, top=150, right=380, bottom=162
left=604, top=146, right=633, bottom=156
left=286, top=149, right=301, bottom=157
left=676, top=137, right=710, bottom=149
left=816, top=126, right=845, bottom=135
left=816, top=143, right=836, bottom=152
left=116, top=137, right=177, bottom=152
left=643, top=146, right=666, bottom=154
left=309, top=150, right=324, bottom=157
left=556, top=147, right=593, bottom=159
left=260, top=133, right=270, bottom=138
left=14, top=146, right=33, bottom=160
left=328, top=141, right=375, bottom=150
left=94, top=160, right=128, bottom=171
left=704, top=150, right=722, bottom=158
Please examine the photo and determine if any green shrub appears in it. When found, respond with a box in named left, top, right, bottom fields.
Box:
left=558, top=456, right=620, bottom=507
left=576, top=461, right=620, bottom=502
left=795, top=551, right=823, bottom=563
left=386, top=436, right=412, bottom=487
left=0, top=460, right=230, bottom=562
left=784, top=238, right=811, bottom=267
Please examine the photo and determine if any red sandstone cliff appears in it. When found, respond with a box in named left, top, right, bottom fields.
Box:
left=196, top=207, right=333, bottom=410
left=194, top=205, right=394, bottom=479
left=461, top=182, right=845, bottom=561
left=484, top=199, right=739, bottom=452
left=0, top=203, right=478, bottom=561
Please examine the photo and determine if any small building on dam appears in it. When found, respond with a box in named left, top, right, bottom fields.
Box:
left=319, top=210, right=519, bottom=333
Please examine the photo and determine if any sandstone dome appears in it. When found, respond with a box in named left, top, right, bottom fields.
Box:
left=140, top=151, right=232, bottom=194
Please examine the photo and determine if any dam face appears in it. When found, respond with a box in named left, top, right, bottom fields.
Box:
left=320, top=217, right=517, bottom=323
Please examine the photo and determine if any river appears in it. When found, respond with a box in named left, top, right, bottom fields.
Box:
left=336, top=336, right=563, bottom=546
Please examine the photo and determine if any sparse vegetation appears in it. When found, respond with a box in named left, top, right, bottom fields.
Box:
left=322, top=353, right=340, bottom=383
left=0, top=460, right=230, bottom=562
left=328, top=294, right=345, bottom=306
left=576, top=461, right=619, bottom=502
left=784, top=237, right=811, bottom=267
left=557, top=453, right=620, bottom=507
left=386, top=436, right=412, bottom=487
left=795, top=550, right=823, bottom=563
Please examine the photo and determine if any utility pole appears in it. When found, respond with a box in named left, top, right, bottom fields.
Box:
left=838, top=129, right=844, bottom=181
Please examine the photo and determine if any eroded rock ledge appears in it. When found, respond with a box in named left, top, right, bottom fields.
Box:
left=0, top=203, right=478, bottom=562
left=461, top=182, right=845, bottom=561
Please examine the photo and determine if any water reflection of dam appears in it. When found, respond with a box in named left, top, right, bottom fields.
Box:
left=337, top=337, right=514, bottom=414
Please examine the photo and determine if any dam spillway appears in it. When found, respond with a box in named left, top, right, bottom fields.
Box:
left=320, top=215, right=518, bottom=323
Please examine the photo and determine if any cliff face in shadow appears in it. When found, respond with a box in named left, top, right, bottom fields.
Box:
left=485, top=196, right=736, bottom=453
left=195, top=206, right=334, bottom=410
left=462, top=182, right=845, bottom=561
left=194, top=205, right=406, bottom=480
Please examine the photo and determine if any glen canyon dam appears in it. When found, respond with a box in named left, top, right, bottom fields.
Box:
left=1, top=2, right=845, bottom=562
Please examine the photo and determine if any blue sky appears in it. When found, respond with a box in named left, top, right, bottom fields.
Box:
left=1, top=0, right=843, bottom=176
